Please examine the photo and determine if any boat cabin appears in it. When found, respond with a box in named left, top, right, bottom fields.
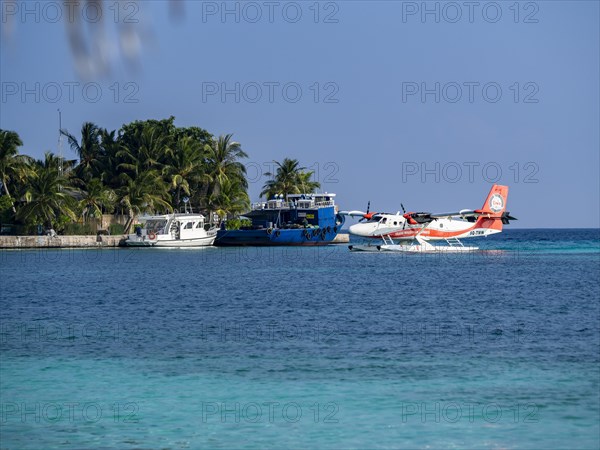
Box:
left=243, top=193, right=338, bottom=229
left=139, top=214, right=209, bottom=239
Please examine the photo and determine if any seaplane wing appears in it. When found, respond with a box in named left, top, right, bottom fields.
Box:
left=430, top=209, right=477, bottom=218
left=340, top=210, right=368, bottom=218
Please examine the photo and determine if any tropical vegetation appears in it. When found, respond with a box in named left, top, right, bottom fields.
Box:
left=260, top=158, right=320, bottom=199
left=0, top=118, right=321, bottom=235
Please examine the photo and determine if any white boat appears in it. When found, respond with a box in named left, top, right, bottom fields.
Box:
left=125, top=213, right=217, bottom=247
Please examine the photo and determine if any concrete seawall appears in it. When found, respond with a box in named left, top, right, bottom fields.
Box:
left=0, top=233, right=349, bottom=248
left=0, top=235, right=127, bottom=249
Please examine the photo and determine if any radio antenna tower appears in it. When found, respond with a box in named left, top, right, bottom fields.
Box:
left=57, top=108, right=63, bottom=177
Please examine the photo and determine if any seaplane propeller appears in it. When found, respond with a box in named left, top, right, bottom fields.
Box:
left=402, top=211, right=435, bottom=225
left=350, top=200, right=375, bottom=222
left=339, top=201, right=377, bottom=222
left=359, top=201, right=372, bottom=222
left=400, top=203, right=407, bottom=229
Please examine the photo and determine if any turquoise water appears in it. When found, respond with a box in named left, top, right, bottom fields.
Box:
left=1, top=229, right=599, bottom=448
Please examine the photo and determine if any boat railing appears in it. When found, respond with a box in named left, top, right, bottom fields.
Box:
left=252, top=201, right=294, bottom=210
left=251, top=200, right=335, bottom=210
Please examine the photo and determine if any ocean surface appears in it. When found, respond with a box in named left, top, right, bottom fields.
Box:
left=1, top=228, right=599, bottom=449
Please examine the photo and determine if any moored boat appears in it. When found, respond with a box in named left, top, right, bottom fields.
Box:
left=214, top=193, right=345, bottom=246
left=125, top=213, right=217, bottom=247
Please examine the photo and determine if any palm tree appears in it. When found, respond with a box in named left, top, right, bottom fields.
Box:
left=203, top=134, right=248, bottom=198
left=116, top=170, right=172, bottom=233
left=0, top=129, right=33, bottom=213
left=206, top=177, right=250, bottom=219
left=61, top=122, right=103, bottom=181
left=260, top=158, right=320, bottom=198
left=5, top=119, right=256, bottom=234
left=163, top=135, right=205, bottom=208
left=16, top=153, right=78, bottom=229
left=35, top=151, right=77, bottom=173
left=79, top=178, right=115, bottom=222
left=296, top=171, right=321, bottom=194
left=201, top=134, right=248, bottom=220
left=117, top=124, right=170, bottom=176
left=97, top=128, right=123, bottom=189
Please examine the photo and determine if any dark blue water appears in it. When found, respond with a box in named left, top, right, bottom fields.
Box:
left=1, top=229, right=599, bottom=448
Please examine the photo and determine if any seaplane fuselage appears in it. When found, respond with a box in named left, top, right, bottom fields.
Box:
left=349, top=215, right=502, bottom=240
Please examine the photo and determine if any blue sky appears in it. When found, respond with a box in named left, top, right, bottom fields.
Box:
left=1, top=1, right=598, bottom=227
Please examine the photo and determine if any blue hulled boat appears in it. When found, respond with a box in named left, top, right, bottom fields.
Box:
left=215, top=193, right=345, bottom=246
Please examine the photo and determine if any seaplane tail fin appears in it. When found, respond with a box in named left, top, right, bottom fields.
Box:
left=478, top=184, right=508, bottom=217
left=473, top=185, right=510, bottom=232
left=474, top=215, right=504, bottom=232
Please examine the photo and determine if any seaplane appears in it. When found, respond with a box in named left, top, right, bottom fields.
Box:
left=341, top=184, right=516, bottom=253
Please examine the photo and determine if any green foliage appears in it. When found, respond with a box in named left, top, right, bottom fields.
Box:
left=52, top=214, right=74, bottom=233
left=0, top=195, right=15, bottom=223
left=261, top=158, right=321, bottom=199
left=0, top=129, right=33, bottom=213
left=201, top=134, right=249, bottom=216
left=61, top=122, right=103, bottom=181
left=16, top=153, right=79, bottom=229
left=226, top=218, right=252, bottom=230
left=62, top=222, right=96, bottom=235
left=79, top=178, right=115, bottom=219
left=109, top=223, right=125, bottom=235
left=0, top=195, right=13, bottom=213
left=4, top=117, right=255, bottom=235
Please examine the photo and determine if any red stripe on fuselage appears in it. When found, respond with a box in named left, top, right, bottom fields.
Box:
left=367, top=216, right=501, bottom=239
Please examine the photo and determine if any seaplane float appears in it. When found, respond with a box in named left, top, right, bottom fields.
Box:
left=341, top=184, right=516, bottom=253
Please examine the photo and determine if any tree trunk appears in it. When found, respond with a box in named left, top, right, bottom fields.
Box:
left=2, top=176, right=17, bottom=214
left=124, top=208, right=136, bottom=234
